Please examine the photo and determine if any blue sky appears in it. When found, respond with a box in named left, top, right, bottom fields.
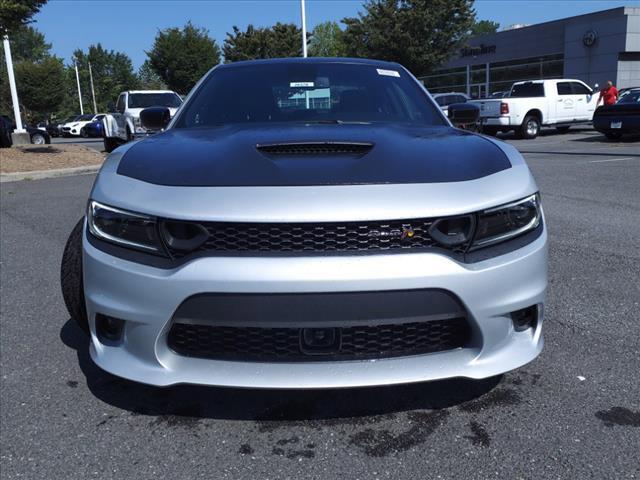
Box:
left=32, top=0, right=637, bottom=70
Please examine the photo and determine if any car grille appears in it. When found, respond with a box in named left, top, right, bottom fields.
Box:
left=167, top=318, right=471, bottom=362
left=164, top=217, right=468, bottom=258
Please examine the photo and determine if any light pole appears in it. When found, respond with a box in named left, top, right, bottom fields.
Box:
left=88, top=62, right=97, bottom=114
left=74, top=62, right=84, bottom=114
left=2, top=35, right=30, bottom=145
left=300, top=0, right=307, bottom=58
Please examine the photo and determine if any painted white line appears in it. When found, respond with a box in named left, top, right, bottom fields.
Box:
left=587, top=157, right=635, bottom=164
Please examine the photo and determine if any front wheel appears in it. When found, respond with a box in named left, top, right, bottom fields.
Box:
left=61, top=218, right=89, bottom=335
left=103, top=137, right=120, bottom=153
left=30, top=133, right=46, bottom=145
left=518, top=115, right=540, bottom=139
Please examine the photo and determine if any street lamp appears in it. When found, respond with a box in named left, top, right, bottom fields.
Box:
left=2, top=35, right=30, bottom=145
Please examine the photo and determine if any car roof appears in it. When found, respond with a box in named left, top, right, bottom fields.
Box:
left=215, top=57, right=403, bottom=70
left=125, top=90, right=177, bottom=94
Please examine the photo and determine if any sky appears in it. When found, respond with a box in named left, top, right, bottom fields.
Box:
left=31, top=0, right=639, bottom=70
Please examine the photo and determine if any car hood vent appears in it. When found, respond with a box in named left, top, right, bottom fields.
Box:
left=256, top=142, right=373, bottom=156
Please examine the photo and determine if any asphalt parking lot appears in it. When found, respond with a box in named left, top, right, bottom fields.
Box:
left=1, top=128, right=639, bottom=479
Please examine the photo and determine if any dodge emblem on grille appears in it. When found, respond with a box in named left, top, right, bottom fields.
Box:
left=367, top=226, right=415, bottom=240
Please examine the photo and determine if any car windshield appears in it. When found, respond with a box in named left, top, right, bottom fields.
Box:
left=510, top=83, right=545, bottom=97
left=128, top=93, right=182, bottom=109
left=175, top=62, right=445, bottom=128
left=618, top=90, right=640, bottom=104
left=78, top=114, right=94, bottom=121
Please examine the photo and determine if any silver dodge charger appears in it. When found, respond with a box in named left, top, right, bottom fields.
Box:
left=61, top=58, right=547, bottom=388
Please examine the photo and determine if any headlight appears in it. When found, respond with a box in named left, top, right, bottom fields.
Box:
left=87, top=200, right=163, bottom=253
left=471, top=194, right=541, bottom=249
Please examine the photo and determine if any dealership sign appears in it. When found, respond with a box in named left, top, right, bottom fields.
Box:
left=460, top=44, right=497, bottom=57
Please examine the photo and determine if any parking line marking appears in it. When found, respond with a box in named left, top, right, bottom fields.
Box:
left=587, top=157, right=635, bottom=164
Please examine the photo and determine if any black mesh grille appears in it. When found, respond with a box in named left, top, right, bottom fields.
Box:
left=256, top=142, right=372, bottom=156
left=167, top=318, right=470, bottom=362
left=164, top=218, right=468, bottom=258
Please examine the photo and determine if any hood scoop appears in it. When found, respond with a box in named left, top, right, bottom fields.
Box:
left=256, top=141, right=373, bottom=157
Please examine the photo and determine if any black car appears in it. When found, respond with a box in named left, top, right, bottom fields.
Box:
left=0, top=115, right=52, bottom=147
left=592, top=87, right=640, bottom=140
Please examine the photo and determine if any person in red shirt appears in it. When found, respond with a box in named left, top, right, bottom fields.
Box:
left=598, top=81, right=618, bottom=106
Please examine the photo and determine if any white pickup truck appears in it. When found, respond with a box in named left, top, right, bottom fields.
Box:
left=471, top=79, right=598, bottom=139
left=102, top=90, right=182, bottom=152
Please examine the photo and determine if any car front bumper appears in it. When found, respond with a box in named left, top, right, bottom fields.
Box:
left=83, top=225, right=547, bottom=388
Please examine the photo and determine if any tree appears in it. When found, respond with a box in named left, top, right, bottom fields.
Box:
left=342, top=0, right=475, bottom=75
left=72, top=44, right=139, bottom=112
left=137, top=59, right=166, bottom=90
left=309, top=21, right=347, bottom=57
left=13, top=56, right=65, bottom=121
left=223, top=23, right=301, bottom=62
left=2, top=25, right=50, bottom=62
left=0, top=0, right=47, bottom=34
left=147, top=22, right=220, bottom=94
left=470, top=19, right=500, bottom=36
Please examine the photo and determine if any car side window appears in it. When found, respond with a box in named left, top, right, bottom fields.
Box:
left=570, top=82, right=591, bottom=95
left=116, top=94, right=126, bottom=113
left=556, top=82, right=572, bottom=96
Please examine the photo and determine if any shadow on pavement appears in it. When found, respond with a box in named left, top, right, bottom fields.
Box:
left=60, top=319, right=501, bottom=422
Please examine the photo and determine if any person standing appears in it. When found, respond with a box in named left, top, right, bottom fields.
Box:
left=598, top=81, right=618, bottom=106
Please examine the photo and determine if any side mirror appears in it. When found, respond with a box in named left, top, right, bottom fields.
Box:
left=140, top=107, right=171, bottom=131
left=448, top=103, right=479, bottom=126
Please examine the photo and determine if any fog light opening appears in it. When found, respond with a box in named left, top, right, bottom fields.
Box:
left=510, top=305, right=538, bottom=332
left=95, top=314, right=125, bottom=344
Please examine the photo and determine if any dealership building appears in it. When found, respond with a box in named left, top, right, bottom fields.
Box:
left=420, top=6, right=640, bottom=98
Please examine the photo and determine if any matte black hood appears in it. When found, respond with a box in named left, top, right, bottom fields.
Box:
left=116, top=123, right=511, bottom=186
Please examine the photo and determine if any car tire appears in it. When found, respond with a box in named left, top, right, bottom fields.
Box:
left=556, top=126, right=570, bottom=133
left=81, top=128, right=89, bottom=138
left=103, top=137, right=120, bottom=153
left=605, top=131, right=622, bottom=141
left=30, top=133, right=46, bottom=145
left=61, top=218, right=89, bottom=335
left=518, top=115, right=540, bottom=139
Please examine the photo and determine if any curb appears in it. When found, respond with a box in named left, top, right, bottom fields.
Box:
left=0, top=164, right=101, bottom=183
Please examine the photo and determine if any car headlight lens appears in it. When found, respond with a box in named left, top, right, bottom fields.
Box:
left=87, top=200, right=163, bottom=253
left=471, top=194, right=541, bottom=249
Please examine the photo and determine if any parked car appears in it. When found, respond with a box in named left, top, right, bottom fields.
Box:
left=0, top=115, right=51, bottom=146
left=102, top=90, right=182, bottom=152
left=62, top=113, right=105, bottom=137
left=79, top=115, right=105, bottom=138
left=61, top=57, right=547, bottom=389
left=471, top=79, right=598, bottom=138
left=592, top=87, right=640, bottom=140
left=36, top=121, right=60, bottom=137
left=432, top=92, right=470, bottom=116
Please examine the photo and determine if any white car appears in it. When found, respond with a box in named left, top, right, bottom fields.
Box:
left=102, top=90, right=182, bottom=152
left=471, top=79, right=598, bottom=139
left=61, top=114, right=105, bottom=137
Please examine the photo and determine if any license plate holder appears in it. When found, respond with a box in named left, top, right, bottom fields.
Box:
left=610, top=121, right=622, bottom=129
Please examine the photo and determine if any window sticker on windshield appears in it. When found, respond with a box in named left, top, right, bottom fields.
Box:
left=290, top=81, right=314, bottom=87
left=376, top=69, right=400, bottom=77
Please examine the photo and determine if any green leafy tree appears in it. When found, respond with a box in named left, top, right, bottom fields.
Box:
left=0, top=0, right=47, bottom=34
left=137, top=59, right=166, bottom=90
left=147, top=22, right=220, bottom=94
left=470, top=19, right=500, bottom=36
left=342, top=0, right=475, bottom=75
left=72, top=44, right=139, bottom=112
left=223, top=22, right=302, bottom=62
left=13, top=56, right=65, bottom=121
left=309, top=21, right=347, bottom=57
left=2, top=25, right=50, bottom=61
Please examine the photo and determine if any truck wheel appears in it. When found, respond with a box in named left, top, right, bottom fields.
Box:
left=126, top=127, right=133, bottom=142
left=482, top=126, right=499, bottom=136
left=519, top=115, right=540, bottom=139
left=103, top=137, right=119, bottom=153
left=556, top=126, right=570, bottom=133
left=61, top=218, right=89, bottom=335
